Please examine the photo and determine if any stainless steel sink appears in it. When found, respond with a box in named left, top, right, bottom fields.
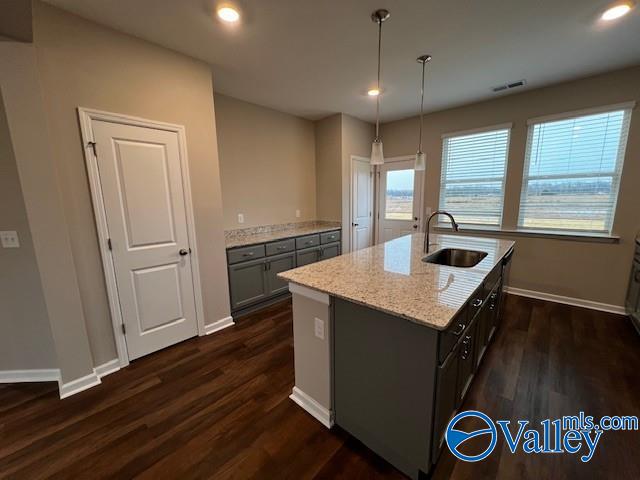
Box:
left=422, top=248, right=487, bottom=268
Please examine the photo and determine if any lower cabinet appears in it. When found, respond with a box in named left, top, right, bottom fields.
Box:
left=296, top=247, right=320, bottom=267
left=265, top=252, right=296, bottom=296
left=228, top=258, right=269, bottom=310
left=432, top=340, right=461, bottom=461
left=456, top=318, right=477, bottom=405
left=321, top=242, right=340, bottom=260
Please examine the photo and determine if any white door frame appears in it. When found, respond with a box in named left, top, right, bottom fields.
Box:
left=349, top=155, right=374, bottom=252
left=77, top=107, right=206, bottom=368
left=374, top=155, right=425, bottom=244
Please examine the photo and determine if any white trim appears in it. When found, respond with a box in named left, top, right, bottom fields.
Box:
left=505, top=287, right=626, bottom=315
left=0, top=369, right=60, bottom=383
left=526, top=101, right=636, bottom=125
left=94, top=359, right=120, bottom=378
left=77, top=108, right=207, bottom=368
left=379, top=154, right=415, bottom=164
left=288, top=283, right=330, bottom=305
left=349, top=155, right=374, bottom=252
left=289, top=387, right=333, bottom=428
left=441, top=122, right=513, bottom=139
left=204, top=316, right=235, bottom=335
left=58, top=371, right=101, bottom=399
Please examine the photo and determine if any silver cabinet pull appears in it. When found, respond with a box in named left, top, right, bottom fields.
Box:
left=451, top=322, right=466, bottom=336
left=242, top=252, right=255, bottom=257
left=472, top=298, right=483, bottom=308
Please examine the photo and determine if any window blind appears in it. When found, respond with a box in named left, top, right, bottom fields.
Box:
left=518, top=107, right=632, bottom=234
left=439, top=126, right=511, bottom=226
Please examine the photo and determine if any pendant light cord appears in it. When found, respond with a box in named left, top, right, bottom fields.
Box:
left=418, top=60, right=425, bottom=152
left=375, top=18, right=382, bottom=140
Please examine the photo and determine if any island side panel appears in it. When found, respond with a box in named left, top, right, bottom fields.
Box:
left=289, top=285, right=333, bottom=428
left=333, top=298, right=439, bottom=480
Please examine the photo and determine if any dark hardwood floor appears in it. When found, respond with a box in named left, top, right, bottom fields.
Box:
left=1, top=295, right=639, bottom=479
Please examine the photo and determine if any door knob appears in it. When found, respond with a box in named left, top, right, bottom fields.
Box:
left=352, top=223, right=359, bottom=227
left=179, top=249, right=190, bottom=256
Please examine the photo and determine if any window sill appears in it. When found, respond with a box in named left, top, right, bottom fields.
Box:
left=433, top=225, right=620, bottom=244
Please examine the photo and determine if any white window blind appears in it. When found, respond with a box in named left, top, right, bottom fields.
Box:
left=518, top=106, right=632, bottom=234
left=439, top=126, right=511, bottom=226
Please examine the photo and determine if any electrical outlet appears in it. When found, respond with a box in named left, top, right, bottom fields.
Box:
left=0, top=231, right=20, bottom=248
left=295, top=209, right=301, bottom=218
left=237, top=213, right=244, bottom=224
left=314, top=317, right=325, bottom=340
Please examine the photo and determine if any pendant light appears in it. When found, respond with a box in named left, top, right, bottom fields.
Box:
left=414, top=54, right=431, bottom=171
left=370, top=9, right=389, bottom=165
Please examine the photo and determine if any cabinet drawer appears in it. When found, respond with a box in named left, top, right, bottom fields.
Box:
left=483, top=263, right=502, bottom=298
left=227, top=244, right=265, bottom=264
left=320, top=230, right=341, bottom=244
left=296, top=247, right=320, bottom=267
left=266, top=238, right=295, bottom=256
left=296, top=234, right=320, bottom=249
left=469, top=286, right=485, bottom=321
left=320, top=242, right=341, bottom=261
left=438, top=305, right=469, bottom=364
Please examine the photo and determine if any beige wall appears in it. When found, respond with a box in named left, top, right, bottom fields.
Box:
left=381, top=66, right=640, bottom=306
left=31, top=2, right=230, bottom=367
left=0, top=88, right=57, bottom=371
left=315, top=114, right=342, bottom=222
left=215, top=94, right=317, bottom=230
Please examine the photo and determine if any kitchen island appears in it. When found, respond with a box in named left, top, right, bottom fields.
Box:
left=278, top=232, right=514, bottom=479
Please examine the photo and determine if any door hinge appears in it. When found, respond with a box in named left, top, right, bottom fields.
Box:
left=121, top=323, right=126, bottom=335
left=107, top=238, right=112, bottom=250
left=87, top=141, right=97, bottom=156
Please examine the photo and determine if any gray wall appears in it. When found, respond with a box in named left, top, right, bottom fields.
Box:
left=0, top=89, right=56, bottom=371
left=381, top=66, right=640, bottom=307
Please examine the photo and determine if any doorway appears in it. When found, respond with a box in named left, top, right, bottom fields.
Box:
left=79, top=108, right=205, bottom=365
left=375, top=156, right=424, bottom=243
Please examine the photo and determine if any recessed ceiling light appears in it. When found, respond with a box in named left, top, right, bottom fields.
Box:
left=217, top=6, right=240, bottom=23
left=367, top=88, right=380, bottom=96
left=601, top=3, right=632, bottom=20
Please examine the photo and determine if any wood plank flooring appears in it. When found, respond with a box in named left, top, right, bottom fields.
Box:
left=1, top=295, right=639, bottom=479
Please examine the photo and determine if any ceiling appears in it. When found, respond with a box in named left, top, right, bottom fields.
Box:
left=45, top=0, right=640, bottom=122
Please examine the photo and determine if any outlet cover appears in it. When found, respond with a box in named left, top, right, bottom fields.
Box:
left=314, top=317, right=325, bottom=340
left=0, top=231, right=20, bottom=248
left=295, top=209, right=301, bottom=218
left=237, top=213, right=245, bottom=224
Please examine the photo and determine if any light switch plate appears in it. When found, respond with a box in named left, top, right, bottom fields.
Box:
left=314, top=317, right=325, bottom=340
left=237, top=213, right=244, bottom=224
left=296, top=209, right=301, bottom=218
left=0, top=230, right=20, bottom=248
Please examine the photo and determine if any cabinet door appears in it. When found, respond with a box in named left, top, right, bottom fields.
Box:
left=228, top=258, right=267, bottom=311
left=296, top=247, right=320, bottom=267
left=457, top=320, right=476, bottom=406
left=320, top=242, right=341, bottom=261
left=626, top=262, right=640, bottom=315
left=486, top=286, right=500, bottom=343
left=432, top=341, right=461, bottom=463
left=266, top=252, right=296, bottom=297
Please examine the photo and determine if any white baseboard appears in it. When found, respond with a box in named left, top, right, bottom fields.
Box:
left=0, top=369, right=60, bottom=384
left=94, top=358, right=120, bottom=378
left=204, top=315, right=235, bottom=335
left=505, top=287, right=626, bottom=315
left=289, top=386, right=333, bottom=428
left=58, top=371, right=101, bottom=399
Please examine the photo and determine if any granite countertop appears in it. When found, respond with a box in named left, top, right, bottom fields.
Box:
left=225, top=221, right=341, bottom=249
left=278, top=233, right=515, bottom=330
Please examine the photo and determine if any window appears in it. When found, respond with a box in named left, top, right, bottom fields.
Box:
left=384, top=169, right=415, bottom=220
left=439, top=125, right=511, bottom=226
left=518, top=105, right=632, bottom=234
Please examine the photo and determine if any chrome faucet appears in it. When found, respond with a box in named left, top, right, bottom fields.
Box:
left=424, top=210, right=459, bottom=253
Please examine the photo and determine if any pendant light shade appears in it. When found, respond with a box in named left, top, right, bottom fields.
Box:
left=371, top=138, right=384, bottom=165
left=414, top=54, right=432, bottom=171
left=370, top=9, right=389, bottom=166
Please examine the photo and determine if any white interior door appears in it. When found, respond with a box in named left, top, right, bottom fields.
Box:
left=376, top=158, right=424, bottom=243
left=351, top=157, right=373, bottom=251
left=92, top=119, right=198, bottom=360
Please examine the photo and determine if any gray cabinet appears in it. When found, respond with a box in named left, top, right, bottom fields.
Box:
left=296, top=246, right=321, bottom=267
left=228, top=257, right=268, bottom=310
left=456, top=318, right=477, bottom=405
left=265, top=252, right=295, bottom=296
left=227, top=229, right=341, bottom=314
left=432, top=340, right=460, bottom=460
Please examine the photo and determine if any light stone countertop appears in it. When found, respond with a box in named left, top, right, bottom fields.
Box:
left=225, top=221, right=341, bottom=249
left=278, top=233, right=515, bottom=330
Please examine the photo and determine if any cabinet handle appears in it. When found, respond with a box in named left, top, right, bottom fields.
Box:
left=242, top=252, right=255, bottom=257
left=451, top=322, right=466, bottom=336
left=472, top=298, right=483, bottom=308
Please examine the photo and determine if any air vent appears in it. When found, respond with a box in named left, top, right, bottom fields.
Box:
left=492, top=79, right=526, bottom=93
